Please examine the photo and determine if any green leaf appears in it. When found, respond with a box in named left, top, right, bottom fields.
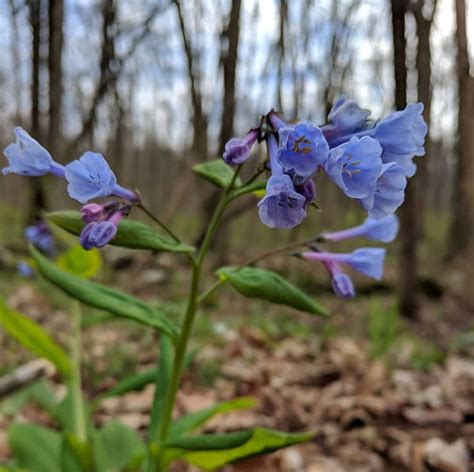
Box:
left=48, top=211, right=195, bottom=254
left=30, top=247, right=180, bottom=340
left=8, top=423, right=61, bottom=472
left=216, top=267, right=328, bottom=316
left=193, top=159, right=242, bottom=188
left=165, top=428, right=314, bottom=471
left=0, top=298, right=71, bottom=377
left=148, top=335, right=174, bottom=441
left=60, top=434, right=93, bottom=472
left=97, top=368, right=157, bottom=402
left=170, top=397, right=257, bottom=438
left=56, top=244, right=102, bottom=279
left=93, top=421, right=146, bottom=471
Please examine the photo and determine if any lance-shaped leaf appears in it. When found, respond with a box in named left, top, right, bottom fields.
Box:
left=216, top=267, right=328, bottom=316
left=47, top=211, right=195, bottom=254
left=170, top=397, right=257, bottom=438
left=164, top=428, right=314, bottom=471
left=30, top=247, right=179, bottom=340
left=193, top=159, right=242, bottom=188
left=0, top=298, right=71, bottom=377
left=229, top=180, right=267, bottom=199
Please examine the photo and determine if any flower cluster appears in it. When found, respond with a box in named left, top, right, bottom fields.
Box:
left=224, top=97, right=427, bottom=229
left=303, top=215, right=399, bottom=298
left=2, top=127, right=138, bottom=250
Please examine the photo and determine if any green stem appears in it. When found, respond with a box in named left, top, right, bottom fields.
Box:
left=155, top=167, right=242, bottom=466
left=71, top=301, right=87, bottom=442
left=137, top=202, right=182, bottom=244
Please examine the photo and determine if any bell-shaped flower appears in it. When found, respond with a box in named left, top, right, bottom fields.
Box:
left=325, top=136, right=383, bottom=199
left=258, top=174, right=307, bottom=229
left=361, top=162, right=407, bottom=220
left=2, top=127, right=65, bottom=178
left=65, top=152, right=137, bottom=204
left=223, top=129, right=258, bottom=166
left=25, top=221, right=55, bottom=254
left=322, top=260, right=355, bottom=298
left=322, top=214, right=399, bottom=243
left=374, top=103, right=427, bottom=177
left=325, top=96, right=370, bottom=135
left=302, top=247, right=386, bottom=280
left=277, top=122, right=329, bottom=183
left=80, top=220, right=118, bottom=250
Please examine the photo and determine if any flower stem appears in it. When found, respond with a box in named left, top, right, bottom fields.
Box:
left=71, top=300, right=87, bottom=442
left=155, top=167, right=242, bottom=467
left=137, top=202, right=182, bottom=244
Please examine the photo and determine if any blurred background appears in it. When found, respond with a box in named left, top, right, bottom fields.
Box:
left=0, top=1, right=473, bottom=470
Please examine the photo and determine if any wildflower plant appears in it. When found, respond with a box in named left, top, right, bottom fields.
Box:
left=0, top=98, right=426, bottom=471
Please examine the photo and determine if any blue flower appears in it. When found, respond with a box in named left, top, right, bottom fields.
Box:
left=2, top=127, right=64, bottom=177
left=80, top=221, right=118, bottom=250
left=277, top=122, right=329, bottom=183
left=331, top=271, right=355, bottom=298
left=303, top=247, right=386, bottom=280
left=65, top=152, right=137, bottom=204
left=374, top=103, right=427, bottom=177
left=17, top=261, right=34, bottom=278
left=25, top=221, right=55, bottom=254
left=327, top=96, right=370, bottom=133
left=361, top=162, right=407, bottom=219
left=323, top=214, right=399, bottom=243
left=325, top=136, right=383, bottom=199
left=258, top=175, right=307, bottom=229
left=223, top=129, right=258, bottom=166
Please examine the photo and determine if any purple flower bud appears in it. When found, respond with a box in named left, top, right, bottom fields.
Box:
left=331, top=271, right=356, bottom=298
left=295, top=179, right=316, bottom=207
left=322, top=214, right=399, bottom=243
left=223, top=129, right=258, bottom=166
left=25, top=221, right=55, bottom=254
left=2, top=127, right=65, bottom=178
left=17, top=261, right=34, bottom=278
left=80, top=221, right=118, bottom=250
left=81, top=203, right=106, bottom=223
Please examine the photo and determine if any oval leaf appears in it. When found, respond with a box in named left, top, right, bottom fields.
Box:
left=165, top=428, right=314, bottom=471
left=216, top=267, right=328, bottom=316
left=0, top=298, right=71, bottom=377
left=48, top=211, right=195, bottom=254
left=30, top=246, right=179, bottom=340
left=56, top=244, right=102, bottom=279
left=193, top=160, right=242, bottom=188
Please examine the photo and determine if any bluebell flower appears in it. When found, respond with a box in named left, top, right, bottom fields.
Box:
left=258, top=175, right=307, bottom=229
left=277, top=122, right=329, bottom=183
left=324, top=136, right=383, bottom=199
left=326, top=96, right=370, bottom=133
left=303, top=247, right=386, bottom=280
left=81, top=203, right=107, bottom=223
left=80, top=221, right=118, bottom=250
left=2, top=127, right=65, bottom=178
left=322, top=214, right=399, bottom=243
left=17, top=261, right=34, bottom=278
left=25, top=221, right=55, bottom=254
left=65, top=152, right=137, bottom=204
left=374, top=103, right=427, bottom=177
left=223, top=129, right=258, bottom=166
left=322, top=261, right=355, bottom=298
left=361, top=162, right=407, bottom=219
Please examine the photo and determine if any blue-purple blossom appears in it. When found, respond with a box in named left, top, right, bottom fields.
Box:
left=374, top=103, right=427, bottom=177
left=361, top=162, right=407, bottom=220
left=65, top=152, right=137, bottom=204
left=2, top=127, right=65, bottom=178
left=326, top=96, right=370, bottom=134
left=81, top=203, right=106, bottom=223
left=303, top=247, right=386, bottom=280
left=323, top=214, right=399, bottom=243
left=277, top=122, right=329, bottom=183
left=322, top=261, right=355, bottom=298
left=258, top=175, right=307, bottom=229
left=80, top=221, right=118, bottom=250
left=25, top=221, right=55, bottom=254
left=17, top=261, right=34, bottom=278
left=295, top=179, right=316, bottom=207
left=223, top=129, right=258, bottom=166
left=324, top=136, right=383, bottom=199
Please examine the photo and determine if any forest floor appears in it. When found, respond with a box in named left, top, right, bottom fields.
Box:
left=0, top=247, right=473, bottom=472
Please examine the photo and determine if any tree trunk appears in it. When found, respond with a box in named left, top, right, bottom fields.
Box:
left=449, top=0, right=474, bottom=256
left=28, top=0, right=47, bottom=222
left=391, top=0, right=418, bottom=318
left=47, top=0, right=64, bottom=157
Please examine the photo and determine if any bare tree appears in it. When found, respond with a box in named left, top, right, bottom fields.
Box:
left=449, top=0, right=474, bottom=256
